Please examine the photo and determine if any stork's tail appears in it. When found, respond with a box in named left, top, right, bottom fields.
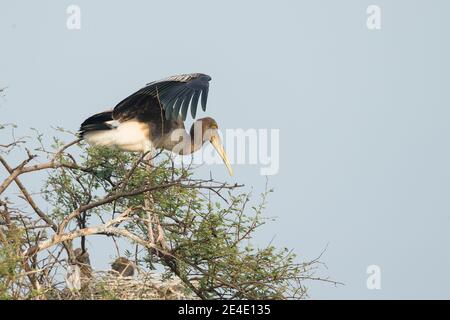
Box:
left=78, top=110, right=115, bottom=139
left=79, top=110, right=150, bottom=151
left=78, top=110, right=121, bottom=148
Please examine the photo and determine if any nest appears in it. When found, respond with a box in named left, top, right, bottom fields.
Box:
left=56, top=271, right=197, bottom=300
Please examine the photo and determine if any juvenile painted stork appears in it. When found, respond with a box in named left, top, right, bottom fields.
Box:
left=79, top=73, right=233, bottom=175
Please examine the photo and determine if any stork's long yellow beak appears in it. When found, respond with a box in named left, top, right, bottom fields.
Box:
left=210, top=136, right=233, bottom=176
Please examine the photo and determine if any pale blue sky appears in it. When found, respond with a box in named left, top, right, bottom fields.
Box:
left=1, top=0, right=450, bottom=299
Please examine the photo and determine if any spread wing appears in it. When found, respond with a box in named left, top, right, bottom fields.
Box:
left=113, top=73, right=211, bottom=122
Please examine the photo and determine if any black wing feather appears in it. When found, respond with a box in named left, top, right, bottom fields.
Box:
left=172, top=97, right=184, bottom=120
left=161, top=84, right=189, bottom=119
left=201, top=86, right=209, bottom=111
left=113, top=73, right=211, bottom=122
left=170, top=87, right=190, bottom=119
left=190, top=90, right=201, bottom=118
left=164, top=97, right=178, bottom=120
left=181, top=92, right=193, bottom=121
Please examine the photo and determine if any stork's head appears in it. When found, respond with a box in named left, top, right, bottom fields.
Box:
left=191, top=117, right=233, bottom=176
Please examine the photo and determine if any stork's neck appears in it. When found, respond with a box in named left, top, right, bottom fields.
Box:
left=176, top=123, right=204, bottom=155
left=162, top=120, right=206, bottom=155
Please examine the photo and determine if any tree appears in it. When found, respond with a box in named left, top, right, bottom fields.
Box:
left=0, top=124, right=338, bottom=300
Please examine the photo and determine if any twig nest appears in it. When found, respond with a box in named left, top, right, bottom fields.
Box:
left=58, top=271, right=196, bottom=300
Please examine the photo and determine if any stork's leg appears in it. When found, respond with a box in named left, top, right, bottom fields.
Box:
left=143, top=141, right=154, bottom=162
left=142, top=144, right=166, bottom=250
left=143, top=146, right=155, bottom=245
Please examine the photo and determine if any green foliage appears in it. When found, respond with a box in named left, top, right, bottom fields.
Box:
left=40, top=142, right=320, bottom=299
left=0, top=226, right=24, bottom=300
